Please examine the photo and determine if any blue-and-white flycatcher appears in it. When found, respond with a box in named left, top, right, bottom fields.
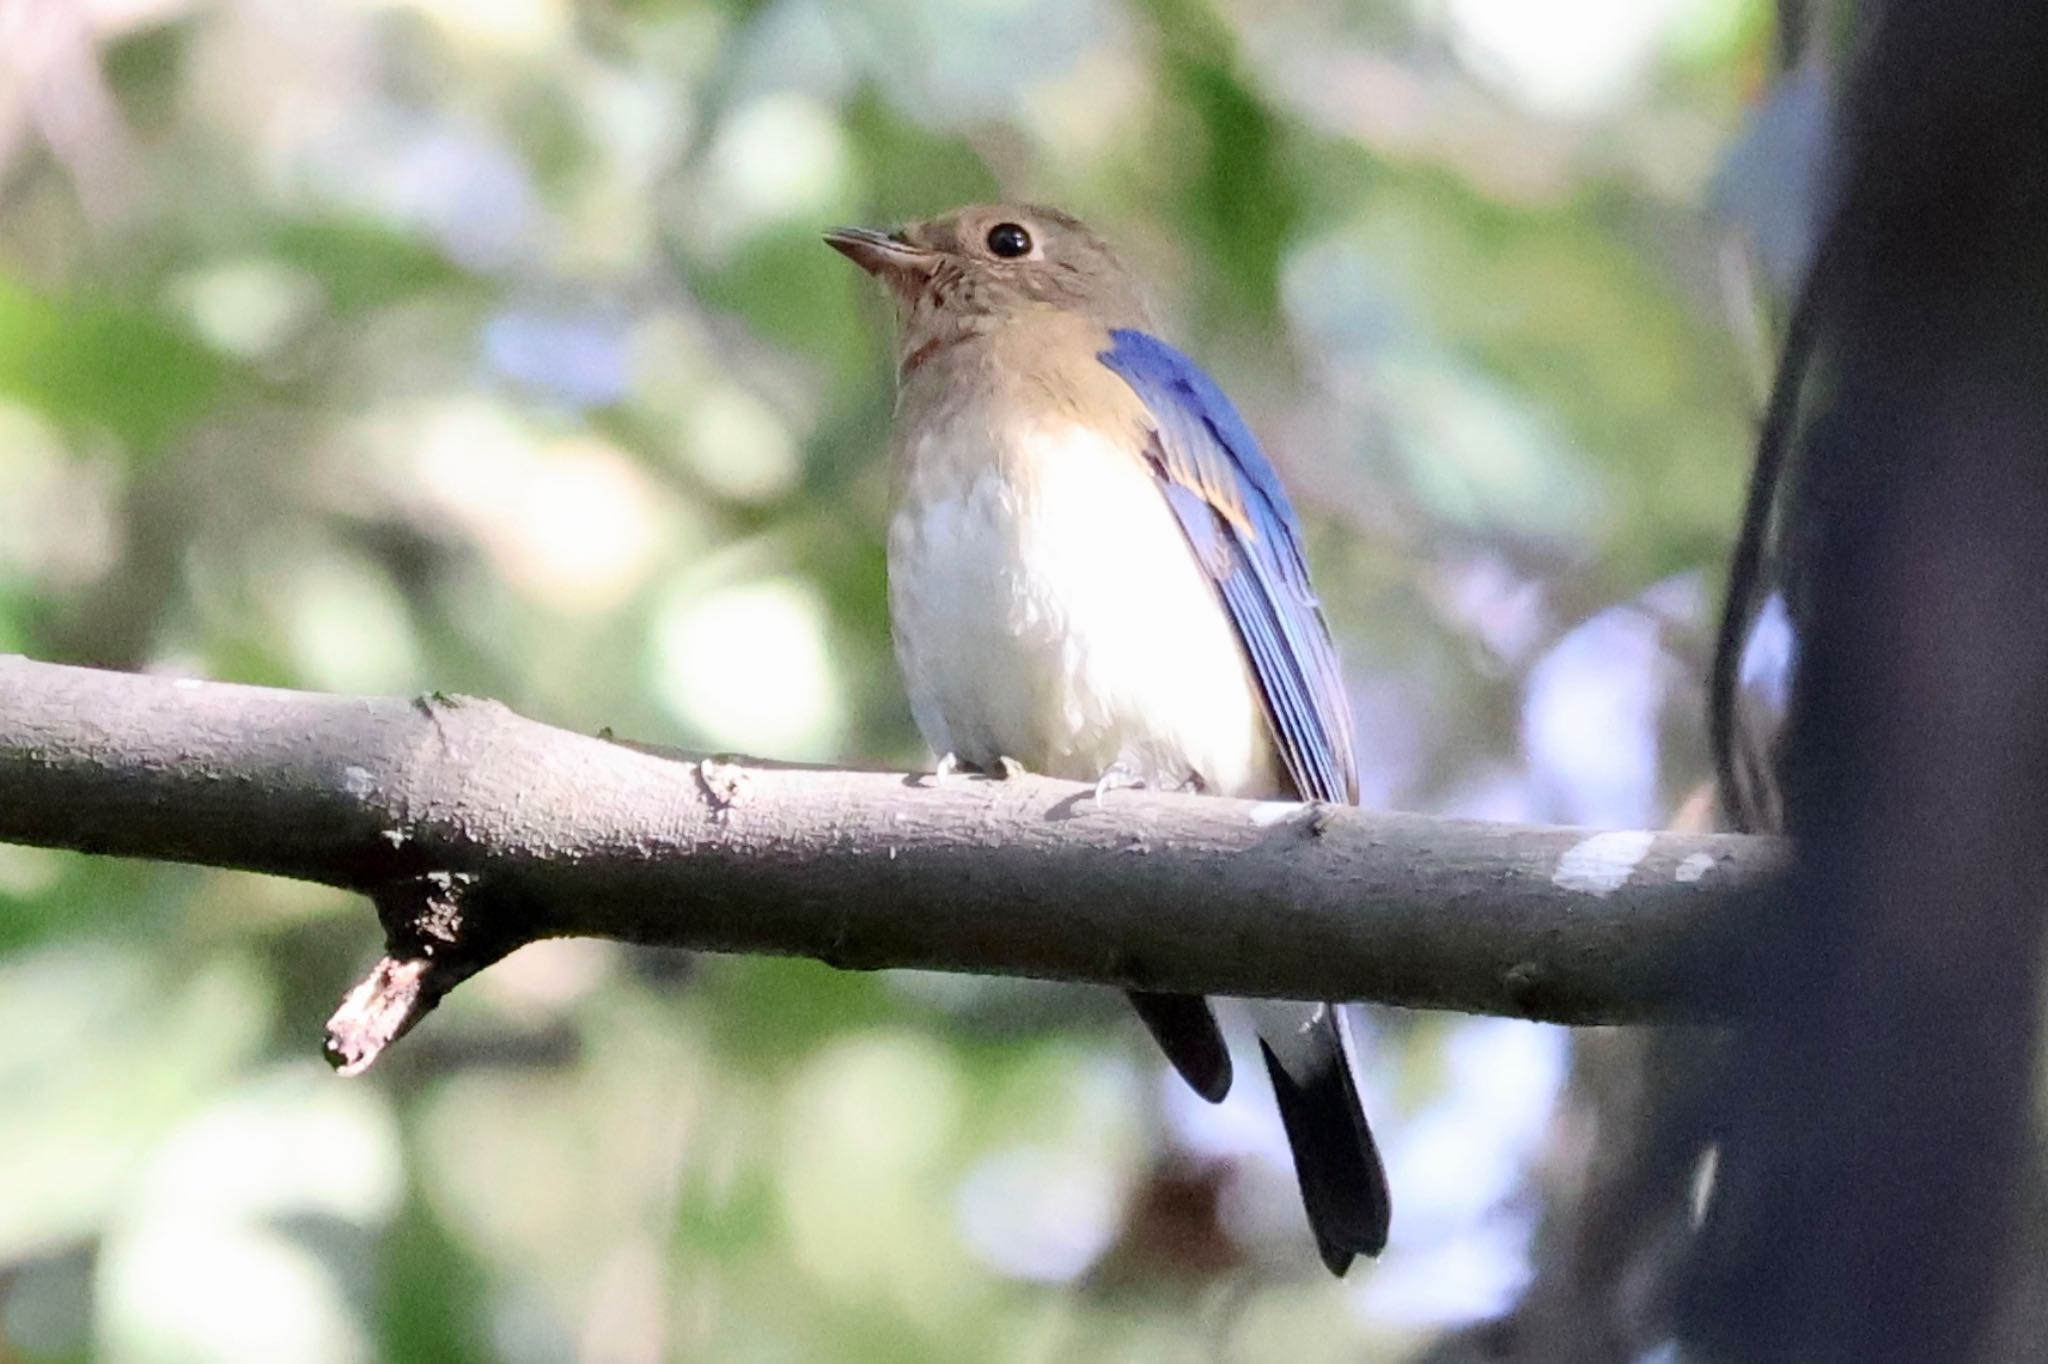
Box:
left=828, top=203, right=1390, bottom=1273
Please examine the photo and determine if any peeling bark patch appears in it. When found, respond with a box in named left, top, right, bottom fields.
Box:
left=1249, top=801, right=1309, bottom=827
left=1676, top=852, right=1717, bottom=883
left=695, top=758, right=748, bottom=814
left=1554, top=830, right=1656, bottom=897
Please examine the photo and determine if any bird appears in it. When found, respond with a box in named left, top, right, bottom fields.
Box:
left=826, top=202, right=1390, bottom=1274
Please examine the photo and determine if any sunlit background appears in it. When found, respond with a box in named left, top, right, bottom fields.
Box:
left=0, top=0, right=1806, bottom=1359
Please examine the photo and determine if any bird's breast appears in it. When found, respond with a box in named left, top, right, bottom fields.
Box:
left=888, top=413, right=1284, bottom=797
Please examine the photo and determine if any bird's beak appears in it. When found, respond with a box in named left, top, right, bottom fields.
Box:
left=823, top=226, right=936, bottom=283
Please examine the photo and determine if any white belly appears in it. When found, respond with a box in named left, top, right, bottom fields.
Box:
left=888, top=420, right=1285, bottom=797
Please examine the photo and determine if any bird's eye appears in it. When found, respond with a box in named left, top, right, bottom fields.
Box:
left=986, top=222, right=1033, bottom=259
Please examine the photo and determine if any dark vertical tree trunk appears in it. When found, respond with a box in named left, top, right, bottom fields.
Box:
left=1683, top=2, right=2048, bottom=1360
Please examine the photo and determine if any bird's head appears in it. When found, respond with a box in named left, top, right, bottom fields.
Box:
left=825, top=203, right=1152, bottom=376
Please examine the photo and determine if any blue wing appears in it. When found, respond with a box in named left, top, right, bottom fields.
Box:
left=1098, top=328, right=1358, bottom=805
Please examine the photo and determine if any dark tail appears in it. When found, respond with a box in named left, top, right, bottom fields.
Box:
left=1256, top=1004, right=1391, bottom=1275
left=1127, top=989, right=1232, bottom=1103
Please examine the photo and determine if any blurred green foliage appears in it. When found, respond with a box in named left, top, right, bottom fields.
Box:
left=0, top=0, right=1780, bottom=1359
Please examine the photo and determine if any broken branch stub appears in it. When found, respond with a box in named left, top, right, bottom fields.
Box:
left=323, top=871, right=528, bottom=1075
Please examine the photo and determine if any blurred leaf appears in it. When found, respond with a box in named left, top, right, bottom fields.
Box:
left=267, top=222, right=477, bottom=314
left=101, top=19, right=188, bottom=133
left=1141, top=0, right=1301, bottom=324
left=675, top=1157, right=777, bottom=1257
left=0, top=275, right=227, bottom=449
left=0, top=586, right=23, bottom=654
left=0, top=943, right=275, bottom=1261
left=692, top=957, right=899, bottom=1072
left=375, top=1189, right=497, bottom=1364
left=840, top=88, right=1000, bottom=224
left=0, top=860, right=180, bottom=959
left=693, top=224, right=868, bottom=363
left=1326, top=164, right=1750, bottom=579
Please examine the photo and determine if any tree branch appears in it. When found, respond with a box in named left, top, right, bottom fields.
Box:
left=0, top=654, right=1775, bottom=1071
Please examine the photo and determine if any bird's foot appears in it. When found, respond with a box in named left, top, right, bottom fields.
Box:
left=933, top=753, right=1028, bottom=784
left=1092, top=760, right=1148, bottom=806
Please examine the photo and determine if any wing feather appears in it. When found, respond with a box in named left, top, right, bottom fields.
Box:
left=1098, top=329, right=1357, bottom=804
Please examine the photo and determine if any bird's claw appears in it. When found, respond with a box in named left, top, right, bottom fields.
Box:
left=933, top=753, right=1028, bottom=784
left=1092, top=761, right=1148, bottom=805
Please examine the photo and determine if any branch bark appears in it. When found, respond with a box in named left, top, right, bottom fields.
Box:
left=0, top=654, right=1774, bottom=1071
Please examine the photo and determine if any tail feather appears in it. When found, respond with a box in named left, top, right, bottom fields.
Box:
left=1128, top=989, right=1233, bottom=1104
left=1256, top=1005, right=1391, bottom=1274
